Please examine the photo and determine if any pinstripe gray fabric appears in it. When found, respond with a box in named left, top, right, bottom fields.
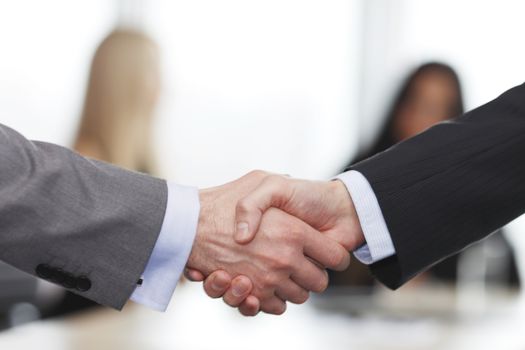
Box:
left=353, top=82, right=525, bottom=289
left=0, top=124, right=167, bottom=309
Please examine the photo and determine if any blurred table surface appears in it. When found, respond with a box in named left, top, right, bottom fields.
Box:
left=1, top=282, right=525, bottom=350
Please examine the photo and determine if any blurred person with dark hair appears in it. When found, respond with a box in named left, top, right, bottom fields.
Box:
left=354, top=62, right=464, bottom=163
left=199, top=69, right=525, bottom=316
left=330, top=62, right=520, bottom=290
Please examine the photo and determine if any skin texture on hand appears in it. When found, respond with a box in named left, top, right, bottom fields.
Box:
left=235, top=176, right=364, bottom=249
left=185, top=171, right=351, bottom=315
left=196, top=175, right=365, bottom=316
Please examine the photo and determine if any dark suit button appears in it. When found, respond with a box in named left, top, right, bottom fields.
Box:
left=36, top=264, right=52, bottom=279
left=51, top=268, right=66, bottom=284
left=76, top=276, right=91, bottom=292
left=63, top=273, right=77, bottom=289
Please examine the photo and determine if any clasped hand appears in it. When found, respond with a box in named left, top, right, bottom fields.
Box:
left=185, top=171, right=365, bottom=316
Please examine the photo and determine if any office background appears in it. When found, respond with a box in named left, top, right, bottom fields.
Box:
left=1, top=0, right=525, bottom=349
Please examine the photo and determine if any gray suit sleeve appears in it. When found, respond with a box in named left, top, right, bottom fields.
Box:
left=0, top=124, right=168, bottom=310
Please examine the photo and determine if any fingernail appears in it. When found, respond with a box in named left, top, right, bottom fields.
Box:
left=211, top=282, right=222, bottom=292
left=232, top=283, right=248, bottom=297
left=211, top=276, right=225, bottom=292
left=236, top=222, right=250, bottom=240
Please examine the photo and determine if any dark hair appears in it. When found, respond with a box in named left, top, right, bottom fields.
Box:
left=350, top=62, right=464, bottom=166
left=339, top=63, right=522, bottom=286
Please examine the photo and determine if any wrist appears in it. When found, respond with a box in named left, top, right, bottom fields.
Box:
left=330, top=180, right=366, bottom=249
left=187, top=186, right=239, bottom=275
left=186, top=189, right=215, bottom=274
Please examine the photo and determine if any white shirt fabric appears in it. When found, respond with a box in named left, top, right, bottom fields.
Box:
left=335, top=170, right=396, bottom=264
left=130, top=182, right=200, bottom=311
left=131, top=170, right=396, bottom=312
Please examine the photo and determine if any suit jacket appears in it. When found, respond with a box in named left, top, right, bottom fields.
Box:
left=352, top=82, right=525, bottom=289
left=0, top=124, right=167, bottom=309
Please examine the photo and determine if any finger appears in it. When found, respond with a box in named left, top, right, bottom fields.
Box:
left=290, top=259, right=329, bottom=293
left=239, top=295, right=261, bottom=316
left=275, top=281, right=310, bottom=304
left=260, top=296, right=287, bottom=315
left=184, top=268, right=205, bottom=282
left=235, top=175, right=293, bottom=244
left=203, top=270, right=232, bottom=298
left=302, top=225, right=351, bottom=271
left=222, top=275, right=253, bottom=307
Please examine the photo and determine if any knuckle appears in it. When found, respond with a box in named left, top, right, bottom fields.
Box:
left=296, top=291, right=310, bottom=304
left=260, top=296, right=287, bottom=315
left=204, top=288, right=216, bottom=298
left=286, top=227, right=302, bottom=243
left=327, top=247, right=348, bottom=270
left=260, top=273, right=277, bottom=288
left=236, top=198, right=252, bottom=212
left=240, top=308, right=255, bottom=317
left=248, top=169, right=268, bottom=179
left=264, top=303, right=286, bottom=315
left=313, top=275, right=329, bottom=293
left=268, top=174, right=287, bottom=188
left=271, top=253, right=293, bottom=270
left=203, top=285, right=220, bottom=298
left=261, top=174, right=284, bottom=195
left=223, top=294, right=240, bottom=307
left=223, top=298, right=235, bottom=307
left=274, top=303, right=287, bottom=315
left=277, top=229, right=302, bottom=251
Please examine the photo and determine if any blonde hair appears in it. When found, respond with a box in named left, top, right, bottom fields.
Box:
left=75, top=29, right=161, bottom=174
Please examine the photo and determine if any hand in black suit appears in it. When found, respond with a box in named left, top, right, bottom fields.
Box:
left=190, top=82, right=525, bottom=315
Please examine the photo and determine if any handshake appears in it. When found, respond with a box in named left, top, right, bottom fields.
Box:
left=184, top=170, right=365, bottom=316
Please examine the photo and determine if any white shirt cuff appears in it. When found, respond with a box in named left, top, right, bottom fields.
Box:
left=130, top=182, right=200, bottom=311
left=335, top=170, right=395, bottom=265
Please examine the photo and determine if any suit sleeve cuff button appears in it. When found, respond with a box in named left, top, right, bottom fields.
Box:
left=76, top=276, right=92, bottom=292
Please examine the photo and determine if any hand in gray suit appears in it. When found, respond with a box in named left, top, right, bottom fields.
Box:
left=0, top=124, right=350, bottom=313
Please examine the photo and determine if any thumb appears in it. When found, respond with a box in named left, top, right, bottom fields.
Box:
left=234, top=198, right=262, bottom=244
left=234, top=175, right=292, bottom=244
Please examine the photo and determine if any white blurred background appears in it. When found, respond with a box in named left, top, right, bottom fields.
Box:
left=1, top=0, right=525, bottom=349
left=2, top=0, right=525, bottom=184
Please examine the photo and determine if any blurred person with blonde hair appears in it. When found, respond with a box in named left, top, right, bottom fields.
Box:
left=74, top=28, right=161, bottom=174
left=44, top=28, right=162, bottom=318
left=0, top=25, right=342, bottom=319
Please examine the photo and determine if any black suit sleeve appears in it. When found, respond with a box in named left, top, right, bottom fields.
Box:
left=351, top=82, right=525, bottom=289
